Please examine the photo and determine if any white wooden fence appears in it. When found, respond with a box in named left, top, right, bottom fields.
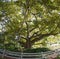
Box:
left=0, top=49, right=60, bottom=59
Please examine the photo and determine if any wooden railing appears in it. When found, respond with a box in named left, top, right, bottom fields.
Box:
left=0, top=49, right=60, bottom=59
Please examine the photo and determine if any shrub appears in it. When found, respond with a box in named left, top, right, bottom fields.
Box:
left=24, top=48, right=50, bottom=53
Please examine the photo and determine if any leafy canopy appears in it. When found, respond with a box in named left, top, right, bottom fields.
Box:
left=0, top=0, right=60, bottom=49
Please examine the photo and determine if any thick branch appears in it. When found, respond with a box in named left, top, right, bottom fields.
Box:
left=31, top=32, right=59, bottom=43
left=29, top=27, right=37, bottom=32
left=29, top=31, right=39, bottom=39
left=25, top=22, right=29, bottom=39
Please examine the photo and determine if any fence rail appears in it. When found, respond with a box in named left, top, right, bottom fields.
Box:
left=0, top=49, right=60, bottom=59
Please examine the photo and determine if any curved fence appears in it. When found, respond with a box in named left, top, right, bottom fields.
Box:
left=0, top=49, right=60, bottom=59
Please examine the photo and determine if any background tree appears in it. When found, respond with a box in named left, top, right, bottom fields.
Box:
left=0, top=0, right=60, bottom=50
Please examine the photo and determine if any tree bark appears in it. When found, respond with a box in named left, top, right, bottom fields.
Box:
left=25, top=39, right=31, bottom=49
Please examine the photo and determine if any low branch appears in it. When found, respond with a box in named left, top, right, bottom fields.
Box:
left=18, top=41, right=25, bottom=47
left=31, top=32, right=59, bottom=43
left=20, top=35, right=26, bottom=40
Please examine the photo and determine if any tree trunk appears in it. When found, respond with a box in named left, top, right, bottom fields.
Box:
left=25, top=39, right=31, bottom=49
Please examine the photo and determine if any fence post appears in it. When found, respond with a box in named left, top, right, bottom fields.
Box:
left=21, top=52, right=23, bottom=59
left=2, top=49, right=5, bottom=59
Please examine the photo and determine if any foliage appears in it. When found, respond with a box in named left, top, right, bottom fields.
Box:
left=24, top=48, right=50, bottom=53
left=0, top=0, right=60, bottom=50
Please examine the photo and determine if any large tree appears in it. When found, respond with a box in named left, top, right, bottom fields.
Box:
left=0, top=0, right=60, bottom=49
